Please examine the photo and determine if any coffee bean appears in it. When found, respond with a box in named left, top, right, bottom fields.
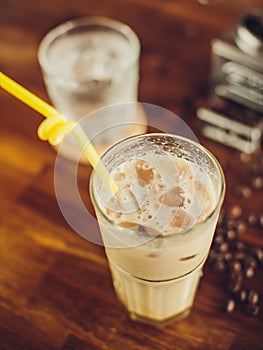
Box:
left=248, top=290, right=259, bottom=304
left=254, top=247, right=263, bottom=263
left=228, top=205, right=242, bottom=219
left=228, top=272, right=243, bottom=293
left=236, top=220, right=247, bottom=234
left=234, top=185, right=252, bottom=198
left=247, top=213, right=258, bottom=226
left=218, top=210, right=226, bottom=226
left=234, top=289, right=247, bottom=303
left=226, top=299, right=236, bottom=313
left=233, top=241, right=246, bottom=252
left=223, top=252, right=233, bottom=262
left=249, top=151, right=263, bottom=175
left=227, top=220, right=237, bottom=230
left=210, top=203, right=263, bottom=318
left=219, top=242, right=229, bottom=253
left=244, top=255, right=257, bottom=269
left=216, top=227, right=226, bottom=236
left=233, top=252, right=246, bottom=261
left=214, top=234, right=225, bottom=246
left=230, top=260, right=243, bottom=273
left=227, top=229, right=236, bottom=240
left=251, top=176, right=263, bottom=190
left=209, top=249, right=219, bottom=262
left=214, top=259, right=227, bottom=272
left=246, top=304, right=260, bottom=317
left=240, top=152, right=252, bottom=163
left=244, top=266, right=254, bottom=278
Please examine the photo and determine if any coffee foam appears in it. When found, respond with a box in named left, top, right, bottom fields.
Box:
left=101, top=152, right=215, bottom=236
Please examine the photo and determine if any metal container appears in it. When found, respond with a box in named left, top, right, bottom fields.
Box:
left=197, top=10, right=263, bottom=153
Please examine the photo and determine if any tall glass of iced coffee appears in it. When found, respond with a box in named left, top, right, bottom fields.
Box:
left=90, top=133, right=225, bottom=325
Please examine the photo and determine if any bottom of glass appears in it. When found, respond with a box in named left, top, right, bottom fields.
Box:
left=129, top=307, right=191, bottom=326
left=108, top=257, right=204, bottom=325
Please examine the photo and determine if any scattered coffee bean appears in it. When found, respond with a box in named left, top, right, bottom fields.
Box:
left=227, top=219, right=236, bottom=230
left=254, top=247, right=263, bottom=263
left=216, top=227, right=226, bottom=236
left=247, top=213, right=258, bottom=226
left=218, top=210, right=226, bottom=226
left=236, top=220, right=247, bottom=234
left=228, top=272, right=243, bottom=293
left=234, top=289, right=247, bottom=303
left=246, top=304, right=260, bottom=317
left=230, top=260, right=242, bottom=273
left=244, top=255, right=257, bottom=269
left=226, top=299, right=236, bottom=313
left=209, top=249, right=219, bottom=261
left=223, top=252, right=233, bottom=262
left=240, top=152, right=252, bottom=163
left=219, top=242, right=229, bottom=253
left=210, top=205, right=262, bottom=318
left=228, top=205, right=242, bottom=219
left=244, top=266, right=254, bottom=278
left=251, top=176, right=263, bottom=190
left=234, top=185, right=252, bottom=198
left=248, top=290, right=259, bottom=304
left=214, top=234, right=225, bottom=246
left=233, top=241, right=245, bottom=252
left=227, top=229, right=236, bottom=240
left=214, top=259, right=227, bottom=273
left=233, top=252, right=246, bottom=262
left=249, top=152, right=263, bottom=175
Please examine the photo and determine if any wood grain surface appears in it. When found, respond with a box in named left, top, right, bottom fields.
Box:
left=1, top=1, right=263, bottom=349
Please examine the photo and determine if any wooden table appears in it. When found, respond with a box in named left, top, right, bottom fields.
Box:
left=1, top=1, right=263, bottom=349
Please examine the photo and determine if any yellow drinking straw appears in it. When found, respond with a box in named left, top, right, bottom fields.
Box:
left=0, top=72, right=118, bottom=193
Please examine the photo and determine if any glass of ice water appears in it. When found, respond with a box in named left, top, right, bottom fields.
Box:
left=38, top=17, right=146, bottom=162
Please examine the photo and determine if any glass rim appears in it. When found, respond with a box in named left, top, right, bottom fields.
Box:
left=90, top=133, right=226, bottom=241
left=38, top=16, right=141, bottom=81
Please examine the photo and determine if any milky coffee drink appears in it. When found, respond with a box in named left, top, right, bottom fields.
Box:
left=91, top=134, right=225, bottom=324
